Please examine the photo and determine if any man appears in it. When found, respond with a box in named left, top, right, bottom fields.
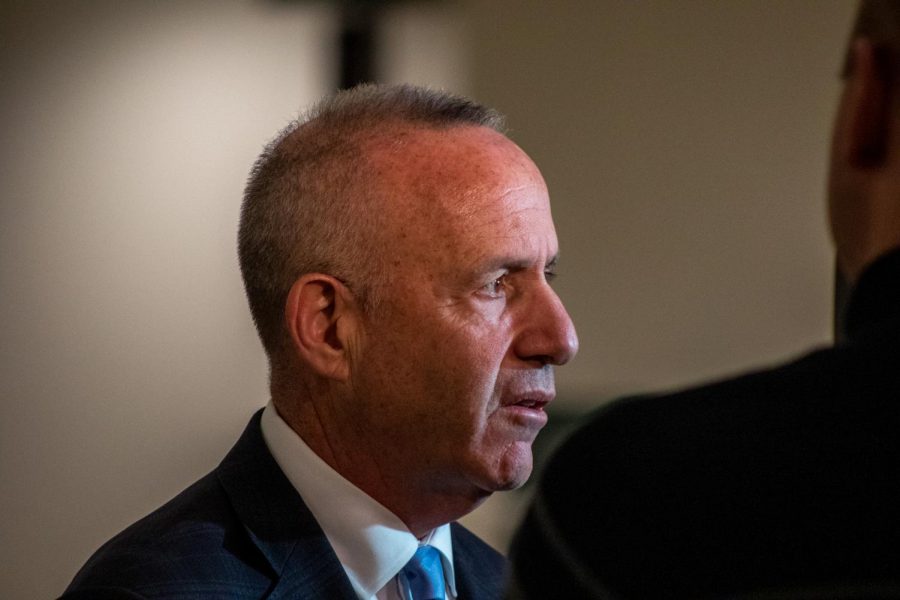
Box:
left=62, top=84, right=578, bottom=599
left=509, top=1, right=900, bottom=598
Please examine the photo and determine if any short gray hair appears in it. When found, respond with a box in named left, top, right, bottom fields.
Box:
left=238, top=83, right=506, bottom=361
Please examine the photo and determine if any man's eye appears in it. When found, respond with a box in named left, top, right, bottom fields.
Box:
left=545, top=270, right=558, bottom=284
left=481, top=276, right=507, bottom=298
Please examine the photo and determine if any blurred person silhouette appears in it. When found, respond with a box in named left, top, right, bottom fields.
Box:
left=61, top=83, right=578, bottom=599
left=509, top=1, right=900, bottom=598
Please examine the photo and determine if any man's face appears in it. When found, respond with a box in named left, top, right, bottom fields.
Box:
left=346, top=125, right=578, bottom=503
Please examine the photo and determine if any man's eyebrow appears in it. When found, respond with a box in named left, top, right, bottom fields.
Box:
left=477, top=254, right=561, bottom=273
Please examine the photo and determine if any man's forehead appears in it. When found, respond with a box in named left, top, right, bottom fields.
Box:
left=367, top=123, right=528, bottom=172
left=363, top=124, right=546, bottom=214
left=348, top=123, right=555, bottom=275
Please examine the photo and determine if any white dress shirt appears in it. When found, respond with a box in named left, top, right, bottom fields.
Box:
left=260, top=401, right=457, bottom=600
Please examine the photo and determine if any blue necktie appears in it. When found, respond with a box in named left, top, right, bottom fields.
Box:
left=401, top=545, right=446, bottom=600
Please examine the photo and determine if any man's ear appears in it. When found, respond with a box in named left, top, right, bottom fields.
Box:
left=840, top=38, right=891, bottom=168
left=284, top=274, right=359, bottom=381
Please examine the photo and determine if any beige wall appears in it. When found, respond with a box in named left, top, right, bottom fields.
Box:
left=1, top=1, right=858, bottom=598
left=458, top=0, right=857, bottom=547
left=466, top=0, right=857, bottom=401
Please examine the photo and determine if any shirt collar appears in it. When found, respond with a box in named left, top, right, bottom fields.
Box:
left=260, top=401, right=456, bottom=599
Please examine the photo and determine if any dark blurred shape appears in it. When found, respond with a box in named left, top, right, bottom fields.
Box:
left=269, top=0, right=440, bottom=90
left=339, top=2, right=377, bottom=88
left=508, top=250, right=900, bottom=599
left=834, top=261, right=850, bottom=343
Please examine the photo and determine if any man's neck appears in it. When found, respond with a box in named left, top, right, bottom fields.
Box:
left=272, top=397, right=489, bottom=537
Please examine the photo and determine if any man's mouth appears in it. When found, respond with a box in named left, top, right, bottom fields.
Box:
left=502, top=392, right=553, bottom=431
left=513, top=398, right=549, bottom=410
left=504, top=389, right=554, bottom=411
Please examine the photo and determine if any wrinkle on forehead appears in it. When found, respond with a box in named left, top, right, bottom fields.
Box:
left=451, top=183, right=547, bottom=226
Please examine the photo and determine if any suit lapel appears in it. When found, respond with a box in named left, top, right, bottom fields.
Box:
left=216, top=410, right=357, bottom=599
left=451, top=523, right=507, bottom=600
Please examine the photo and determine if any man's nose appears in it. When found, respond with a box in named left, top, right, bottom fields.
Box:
left=513, top=284, right=579, bottom=367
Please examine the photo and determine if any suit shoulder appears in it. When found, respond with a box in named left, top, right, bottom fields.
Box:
left=532, top=336, right=900, bottom=553
left=557, top=334, right=900, bottom=470
left=450, top=522, right=505, bottom=563
left=558, top=344, right=844, bottom=456
left=60, top=588, right=149, bottom=600
left=64, top=470, right=271, bottom=598
left=450, top=522, right=507, bottom=599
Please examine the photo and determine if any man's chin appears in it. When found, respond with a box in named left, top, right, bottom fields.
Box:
left=491, top=477, right=529, bottom=492
left=484, top=458, right=534, bottom=492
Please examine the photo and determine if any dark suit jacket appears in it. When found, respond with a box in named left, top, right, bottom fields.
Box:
left=62, top=411, right=506, bottom=599
left=510, top=250, right=900, bottom=599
